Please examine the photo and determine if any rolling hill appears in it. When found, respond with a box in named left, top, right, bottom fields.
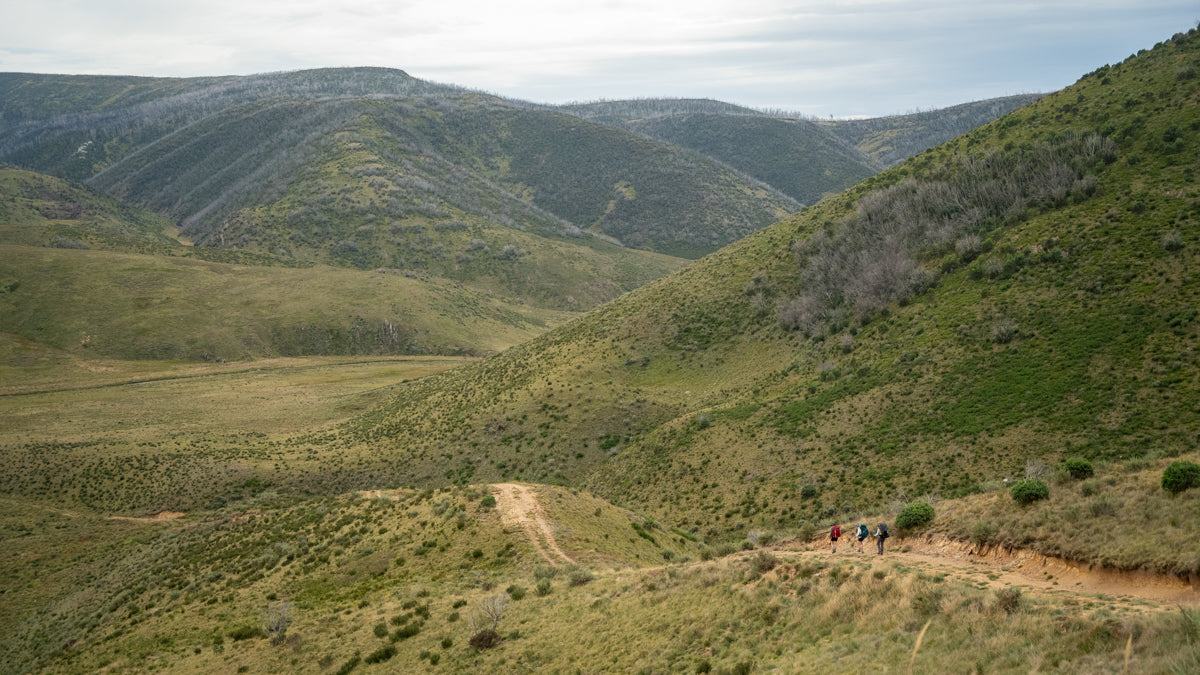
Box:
left=317, top=25, right=1200, bottom=568
left=0, top=69, right=798, bottom=261
left=0, top=166, right=582, bottom=360
left=564, top=94, right=1042, bottom=206
left=3, top=23, right=1200, bottom=675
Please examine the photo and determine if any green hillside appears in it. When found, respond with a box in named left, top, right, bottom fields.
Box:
left=0, top=69, right=797, bottom=260
left=4, top=25, right=1200, bottom=675
left=564, top=95, right=1041, bottom=206
left=321, top=26, right=1200, bottom=572
left=0, top=166, right=589, bottom=360
left=619, top=114, right=880, bottom=206
left=824, top=93, right=1045, bottom=167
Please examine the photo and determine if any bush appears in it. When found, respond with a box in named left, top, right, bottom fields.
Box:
left=363, top=645, right=396, bottom=664
left=1062, top=457, right=1094, bottom=480
left=1162, top=460, right=1200, bottom=494
left=469, top=628, right=500, bottom=650
left=748, top=550, right=777, bottom=578
left=995, top=587, right=1022, bottom=614
left=970, top=521, right=997, bottom=548
left=372, top=622, right=388, bottom=638
left=567, top=566, right=595, bottom=586
left=535, top=579, right=552, bottom=596
left=1010, top=479, right=1049, bottom=505
left=506, top=584, right=526, bottom=601
left=480, top=495, right=497, bottom=508
left=227, top=625, right=264, bottom=641
left=895, top=502, right=935, bottom=530
left=911, top=586, right=944, bottom=617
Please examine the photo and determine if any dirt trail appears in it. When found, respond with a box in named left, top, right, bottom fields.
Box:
left=779, top=535, right=1199, bottom=605
left=491, top=483, right=574, bottom=566
left=483, top=486, right=1197, bottom=605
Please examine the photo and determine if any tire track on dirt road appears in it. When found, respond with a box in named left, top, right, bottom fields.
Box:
left=491, top=483, right=574, bottom=566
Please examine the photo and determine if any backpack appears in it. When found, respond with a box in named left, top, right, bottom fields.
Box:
left=831, top=525, right=841, bottom=538
left=878, top=523, right=889, bottom=538
left=857, top=524, right=868, bottom=538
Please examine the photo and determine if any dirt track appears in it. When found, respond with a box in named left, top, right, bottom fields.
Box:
left=491, top=483, right=574, bottom=566
left=483, top=484, right=1199, bottom=605
left=780, top=535, right=1199, bottom=605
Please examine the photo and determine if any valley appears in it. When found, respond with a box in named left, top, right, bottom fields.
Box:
left=2, top=20, right=1200, bottom=675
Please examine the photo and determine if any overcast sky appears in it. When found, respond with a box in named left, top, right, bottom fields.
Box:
left=1, top=1, right=1196, bottom=117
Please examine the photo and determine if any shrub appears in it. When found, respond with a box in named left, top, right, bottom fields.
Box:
left=1161, top=230, right=1184, bottom=251
left=911, top=586, right=944, bottom=617
left=748, top=550, right=777, bottom=578
left=1010, top=479, right=1049, bottom=505
left=567, top=566, right=595, bottom=586
left=895, top=502, right=935, bottom=530
left=995, top=587, right=1022, bottom=614
left=363, top=645, right=396, bottom=664
left=334, top=654, right=360, bottom=675
left=480, top=495, right=497, bottom=508
left=390, top=622, right=421, bottom=641
left=970, top=521, right=997, bottom=548
left=372, top=622, right=388, bottom=638
left=1162, top=460, right=1200, bottom=494
left=506, top=584, right=526, bottom=600
left=469, top=629, right=500, bottom=650
left=990, top=317, right=1018, bottom=344
left=535, top=579, right=552, bottom=596
left=1062, top=457, right=1094, bottom=480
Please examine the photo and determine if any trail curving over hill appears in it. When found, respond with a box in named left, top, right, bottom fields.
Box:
left=491, top=483, right=574, bottom=566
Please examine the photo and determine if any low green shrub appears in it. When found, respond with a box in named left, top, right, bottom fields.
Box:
left=506, top=584, right=526, bottom=600
left=1162, top=460, right=1200, bottom=494
left=567, top=566, right=594, bottom=586
left=1010, top=479, right=1049, bottom=505
left=535, top=579, right=552, bottom=596
left=1063, top=457, right=1094, bottom=480
left=227, top=625, right=264, bottom=641
left=480, top=495, right=497, bottom=508
left=363, top=645, right=396, bottom=664
left=896, top=502, right=935, bottom=530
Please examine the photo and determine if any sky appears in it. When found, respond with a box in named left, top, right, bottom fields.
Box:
left=1, top=1, right=1196, bottom=117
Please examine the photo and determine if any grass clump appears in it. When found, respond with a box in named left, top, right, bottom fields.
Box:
left=1162, top=461, right=1200, bottom=494
left=895, top=502, right=935, bottom=530
left=1010, top=479, right=1049, bottom=505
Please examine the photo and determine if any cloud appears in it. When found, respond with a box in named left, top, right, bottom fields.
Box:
left=0, top=0, right=1196, bottom=115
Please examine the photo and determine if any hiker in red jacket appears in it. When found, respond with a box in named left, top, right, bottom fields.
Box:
left=829, top=523, right=841, bottom=553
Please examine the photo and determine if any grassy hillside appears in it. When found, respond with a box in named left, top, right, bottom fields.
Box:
left=619, top=114, right=880, bottom=206
left=0, top=244, right=575, bottom=361
left=564, top=95, right=1041, bottom=206
left=0, top=69, right=797, bottom=260
left=824, top=93, right=1045, bottom=167
left=2, top=482, right=1196, bottom=675
left=315, top=26, right=1200, bottom=574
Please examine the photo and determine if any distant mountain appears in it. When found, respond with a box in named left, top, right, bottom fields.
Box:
left=0, top=69, right=797, bottom=261
left=563, top=95, right=1042, bottom=205
left=822, top=93, right=1046, bottom=167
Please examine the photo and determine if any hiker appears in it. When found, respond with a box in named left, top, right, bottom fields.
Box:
left=829, top=522, right=841, bottom=553
left=874, top=521, right=889, bottom=554
left=856, top=522, right=869, bottom=553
